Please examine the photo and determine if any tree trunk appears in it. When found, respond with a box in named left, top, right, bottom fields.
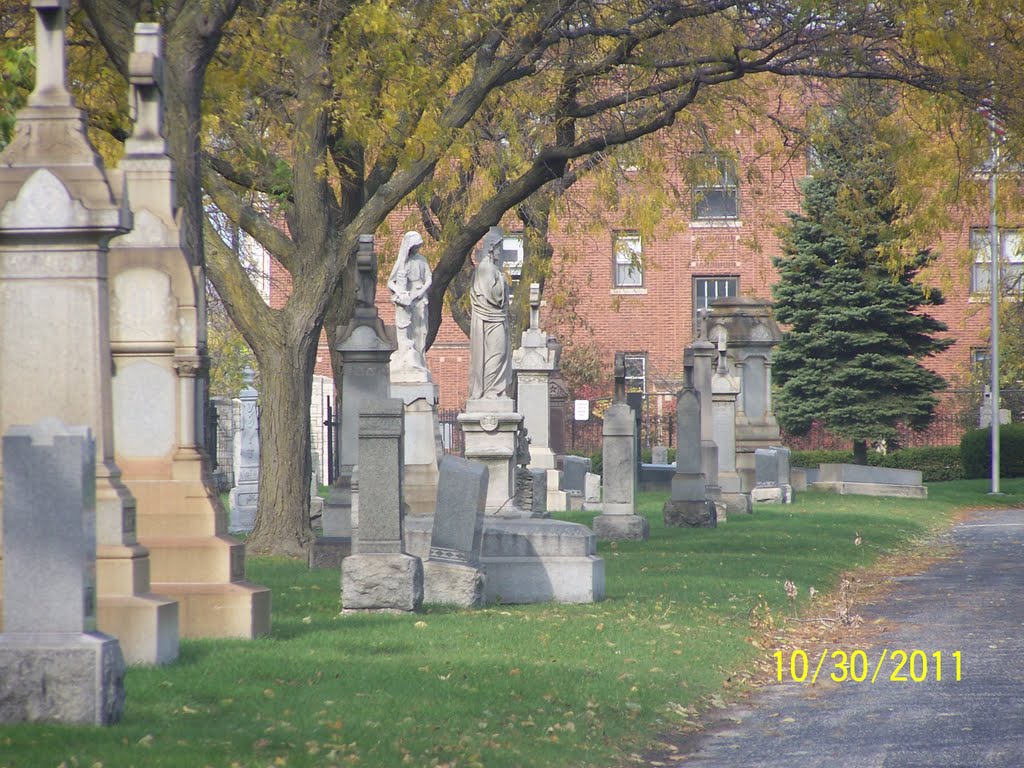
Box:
left=853, top=439, right=868, bottom=466
left=245, top=334, right=318, bottom=557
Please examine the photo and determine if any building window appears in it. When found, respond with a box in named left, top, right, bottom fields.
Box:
left=971, top=347, right=991, bottom=377
left=693, top=153, right=739, bottom=221
left=693, top=275, right=739, bottom=333
left=622, top=353, right=647, bottom=393
left=613, top=232, right=643, bottom=287
left=502, top=232, right=524, bottom=279
left=971, top=227, right=1024, bottom=295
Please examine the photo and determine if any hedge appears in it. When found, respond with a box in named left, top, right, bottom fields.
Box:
left=960, top=423, right=1024, bottom=479
left=791, top=446, right=964, bottom=483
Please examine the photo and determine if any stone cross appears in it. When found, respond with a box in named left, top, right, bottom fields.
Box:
left=355, top=233, right=377, bottom=309
left=28, top=1, right=72, bottom=108
left=613, top=352, right=627, bottom=404
left=529, top=282, right=541, bottom=331
left=125, top=23, right=165, bottom=155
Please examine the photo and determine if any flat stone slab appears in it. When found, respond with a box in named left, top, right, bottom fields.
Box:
left=593, top=514, right=649, bottom=541
left=404, top=517, right=603, bottom=603
left=422, top=560, right=484, bottom=607
left=817, top=462, right=923, bottom=487
left=341, top=553, right=423, bottom=612
left=308, top=536, right=352, bottom=570
left=810, top=481, right=928, bottom=499
left=664, top=498, right=717, bottom=528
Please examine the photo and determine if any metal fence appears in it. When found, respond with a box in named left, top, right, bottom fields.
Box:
left=438, top=408, right=465, bottom=456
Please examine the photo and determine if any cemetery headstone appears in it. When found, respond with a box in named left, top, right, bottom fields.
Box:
left=652, top=445, right=670, bottom=465
left=663, top=387, right=715, bottom=528
left=423, top=456, right=488, bottom=607
left=342, top=400, right=423, bottom=612
left=229, top=368, right=259, bottom=532
left=0, top=421, right=125, bottom=724
left=512, top=283, right=560, bottom=469
left=593, top=392, right=648, bottom=540
left=712, top=341, right=752, bottom=515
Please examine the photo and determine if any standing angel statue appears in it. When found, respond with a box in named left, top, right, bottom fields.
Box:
left=387, top=231, right=431, bottom=375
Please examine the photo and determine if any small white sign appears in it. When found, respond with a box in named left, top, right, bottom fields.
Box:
left=574, top=399, right=590, bottom=421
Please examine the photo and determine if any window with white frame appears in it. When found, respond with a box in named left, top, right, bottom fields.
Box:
left=693, top=275, right=738, bottom=333
left=622, top=353, right=647, bottom=393
left=693, top=153, right=739, bottom=221
left=971, top=227, right=1024, bottom=295
left=971, top=347, right=991, bottom=376
left=502, top=232, right=524, bottom=279
left=613, top=232, right=643, bottom=287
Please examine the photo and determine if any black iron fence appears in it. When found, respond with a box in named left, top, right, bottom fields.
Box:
left=438, top=408, right=464, bottom=456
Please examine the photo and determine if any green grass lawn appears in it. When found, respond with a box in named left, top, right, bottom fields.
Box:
left=3, top=479, right=1022, bottom=768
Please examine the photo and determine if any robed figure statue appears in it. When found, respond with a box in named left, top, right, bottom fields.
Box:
left=467, top=229, right=511, bottom=400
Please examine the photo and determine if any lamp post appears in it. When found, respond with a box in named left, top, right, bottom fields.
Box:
left=985, top=101, right=1002, bottom=495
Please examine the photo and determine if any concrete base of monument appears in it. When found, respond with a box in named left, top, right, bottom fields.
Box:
left=751, top=485, right=793, bottom=504
left=0, top=632, right=125, bottom=725
left=592, top=513, right=649, bottom=541
left=341, top=553, right=424, bottom=613
left=810, top=481, right=928, bottom=499
left=308, top=536, right=353, bottom=569
left=720, top=490, right=753, bottom=515
left=663, top=498, right=717, bottom=528
left=405, top=517, right=605, bottom=604
left=423, top=560, right=485, bottom=607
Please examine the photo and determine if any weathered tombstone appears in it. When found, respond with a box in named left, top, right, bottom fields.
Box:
left=423, top=456, right=487, bottom=607
left=315, top=235, right=396, bottom=567
left=341, top=400, right=423, bottom=612
left=652, top=445, right=670, bottom=465
left=0, top=421, right=125, bottom=724
left=109, top=24, right=269, bottom=639
left=229, top=368, right=259, bottom=533
left=562, top=456, right=591, bottom=494
left=593, top=361, right=648, bottom=540
left=663, top=387, right=716, bottom=528
left=529, top=469, right=548, bottom=518
left=690, top=334, right=722, bottom=508
left=0, top=1, right=177, bottom=664
left=584, top=472, right=602, bottom=508
left=810, top=463, right=927, bottom=498
left=712, top=340, right=751, bottom=515
left=512, top=283, right=560, bottom=470
left=706, top=297, right=783, bottom=491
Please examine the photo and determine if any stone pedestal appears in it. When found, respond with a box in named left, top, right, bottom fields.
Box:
left=114, top=25, right=271, bottom=645
left=691, top=343, right=722, bottom=506
left=663, top=389, right=715, bottom=528
left=316, top=238, right=395, bottom=565
left=0, top=8, right=178, bottom=664
left=1, top=420, right=125, bottom=725
left=512, top=285, right=559, bottom=471
left=458, top=399, right=524, bottom=516
left=391, top=379, right=442, bottom=515
left=593, top=403, right=648, bottom=541
left=712, top=352, right=751, bottom=516
left=341, top=399, right=423, bottom=612
left=545, top=469, right=568, bottom=512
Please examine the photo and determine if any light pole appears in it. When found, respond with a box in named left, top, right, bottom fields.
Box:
left=985, top=101, right=1002, bottom=495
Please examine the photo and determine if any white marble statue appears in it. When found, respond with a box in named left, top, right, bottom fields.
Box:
left=468, top=229, right=511, bottom=400
left=387, top=230, right=431, bottom=374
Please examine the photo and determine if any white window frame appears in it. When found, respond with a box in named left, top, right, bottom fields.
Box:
left=502, top=232, right=524, bottom=279
left=622, top=352, right=647, bottom=393
left=971, top=227, right=1024, bottom=296
left=692, top=153, right=739, bottom=222
left=693, top=275, right=739, bottom=333
left=613, top=232, right=643, bottom=287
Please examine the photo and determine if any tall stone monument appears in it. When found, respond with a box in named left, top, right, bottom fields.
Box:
left=228, top=368, right=259, bottom=532
left=0, top=1, right=178, bottom=664
left=690, top=319, right=722, bottom=509
left=663, top=371, right=716, bottom=528
left=592, top=354, right=649, bottom=540
left=711, top=339, right=751, bottom=515
left=388, top=231, right=443, bottom=515
left=459, top=227, right=523, bottom=516
left=109, top=24, right=269, bottom=639
left=342, top=399, right=423, bottom=612
left=0, top=421, right=125, bottom=725
left=317, top=235, right=395, bottom=566
left=706, top=297, right=783, bottom=491
left=512, top=283, right=559, bottom=471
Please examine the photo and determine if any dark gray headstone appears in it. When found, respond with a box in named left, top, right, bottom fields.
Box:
left=356, top=399, right=406, bottom=554
left=429, top=456, right=487, bottom=566
left=562, top=456, right=591, bottom=493
left=755, top=448, right=779, bottom=487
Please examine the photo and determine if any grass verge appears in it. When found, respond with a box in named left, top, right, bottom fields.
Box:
left=2, top=479, right=1021, bottom=768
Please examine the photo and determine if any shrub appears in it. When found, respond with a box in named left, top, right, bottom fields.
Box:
left=792, top=446, right=964, bottom=483
left=961, top=424, right=1024, bottom=479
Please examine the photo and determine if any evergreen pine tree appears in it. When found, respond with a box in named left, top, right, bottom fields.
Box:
left=772, top=86, right=953, bottom=464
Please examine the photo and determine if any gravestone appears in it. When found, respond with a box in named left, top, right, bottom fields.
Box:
left=705, top=298, right=783, bottom=492
left=315, top=235, right=395, bottom=567
left=0, top=1, right=177, bottom=664
left=663, top=387, right=715, bottom=528
left=108, top=24, right=269, bottom=639
left=652, top=445, right=670, bottom=465
left=751, top=446, right=794, bottom=504
left=342, top=400, right=423, bottom=612
left=593, top=380, right=648, bottom=539
left=584, top=472, right=602, bottom=508
left=810, top=463, right=927, bottom=499
left=690, top=336, right=723, bottom=508
left=229, top=368, right=259, bottom=533
left=562, top=456, right=591, bottom=494
left=512, top=283, right=560, bottom=470
left=529, top=469, right=548, bottom=517
left=711, top=340, right=751, bottom=515
left=0, top=421, right=125, bottom=724
left=423, top=456, right=487, bottom=607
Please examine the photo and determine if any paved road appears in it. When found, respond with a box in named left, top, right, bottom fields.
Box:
left=661, top=507, right=1024, bottom=767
